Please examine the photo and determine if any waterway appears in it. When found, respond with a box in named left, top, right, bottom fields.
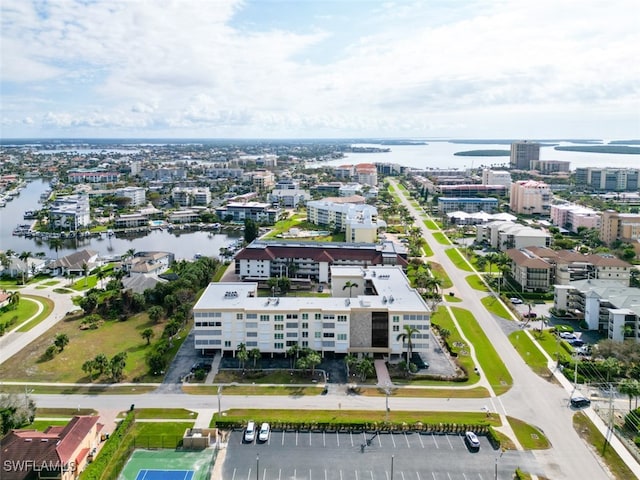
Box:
left=0, top=180, right=241, bottom=260
left=317, top=140, right=637, bottom=170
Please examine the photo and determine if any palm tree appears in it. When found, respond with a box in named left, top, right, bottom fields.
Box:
left=355, top=356, right=374, bottom=381
left=96, top=268, right=106, bottom=289
left=396, top=325, right=419, bottom=372
left=248, top=348, right=261, bottom=369
left=236, top=343, right=248, bottom=369
left=344, top=353, right=358, bottom=378
left=286, top=344, right=300, bottom=369
left=342, top=281, right=359, bottom=298
left=619, top=378, right=640, bottom=410
left=485, top=252, right=499, bottom=277
left=82, top=262, right=89, bottom=287
left=18, top=251, right=31, bottom=284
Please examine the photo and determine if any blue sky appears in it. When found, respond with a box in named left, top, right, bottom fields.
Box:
left=1, top=0, right=638, bottom=139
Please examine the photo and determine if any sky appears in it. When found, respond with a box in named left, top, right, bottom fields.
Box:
left=1, top=0, right=639, bottom=140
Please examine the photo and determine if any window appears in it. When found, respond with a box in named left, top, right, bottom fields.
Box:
left=247, top=313, right=257, bottom=319
left=286, top=322, right=298, bottom=329
left=315, top=332, right=321, bottom=338
left=302, top=313, right=309, bottom=320
left=315, top=313, right=322, bottom=320
left=337, top=333, right=347, bottom=341
left=302, top=322, right=309, bottom=329
left=274, top=333, right=283, bottom=339
left=247, top=331, right=257, bottom=337
left=302, top=341, right=308, bottom=348
left=274, top=315, right=284, bottom=321
left=286, top=314, right=298, bottom=319
left=260, top=315, right=270, bottom=322
left=302, top=331, right=308, bottom=338
left=392, top=316, right=400, bottom=323
left=392, top=325, right=399, bottom=332
left=224, top=341, right=231, bottom=347
left=337, top=315, right=347, bottom=322
left=274, top=343, right=283, bottom=349
left=323, top=332, right=335, bottom=338
left=274, top=324, right=284, bottom=331
left=236, top=313, right=244, bottom=320
left=322, top=323, right=335, bottom=329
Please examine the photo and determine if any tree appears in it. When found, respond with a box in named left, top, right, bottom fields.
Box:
left=236, top=343, right=248, bottom=369
left=244, top=218, right=259, bottom=243
left=82, top=359, right=96, bottom=381
left=93, top=353, right=109, bottom=377
left=485, top=252, right=499, bottom=276
left=0, top=393, right=36, bottom=435
left=54, top=333, right=69, bottom=352
left=18, top=251, right=31, bottom=284
left=355, top=356, right=374, bottom=381
left=78, top=294, right=98, bottom=314
left=248, top=348, right=261, bottom=369
left=8, top=291, right=20, bottom=307
left=439, top=328, right=451, bottom=342
left=148, top=305, right=164, bottom=324
left=344, top=353, right=358, bottom=378
left=396, top=325, right=419, bottom=372
left=475, top=256, right=487, bottom=272
left=96, top=268, right=106, bottom=289
left=306, top=350, right=321, bottom=375
left=141, top=328, right=155, bottom=345
left=286, top=344, right=300, bottom=369
left=109, top=352, right=128, bottom=382
left=342, top=281, right=359, bottom=298
left=619, top=378, right=640, bottom=410
left=82, top=262, right=89, bottom=287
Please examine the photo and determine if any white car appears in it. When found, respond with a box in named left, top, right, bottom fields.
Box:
left=465, top=431, right=480, bottom=449
left=509, top=298, right=523, bottom=304
left=244, top=421, right=256, bottom=443
left=559, top=332, right=576, bottom=340
left=258, top=422, right=270, bottom=442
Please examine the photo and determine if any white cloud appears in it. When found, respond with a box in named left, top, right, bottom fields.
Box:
left=1, top=0, right=638, bottom=138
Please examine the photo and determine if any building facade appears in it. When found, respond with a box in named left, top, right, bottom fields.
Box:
left=599, top=210, right=640, bottom=246
left=509, top=180, right=551, bottom=215
left=575, top=167, right=640, bottom=192
left=306, top=197, right=377, bottom=232
left=549, top=204, right=600, bottom=233
left=510, top=141, right=540, bottom=169
left=192, top=266, right=430, bottom=358
left=115, top=186, right=146, bottom=207
left=215, top=202, right=280, bottom=224
left=437, top=197, right=499, bottom=214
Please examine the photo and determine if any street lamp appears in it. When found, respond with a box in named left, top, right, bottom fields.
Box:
left=217, top=385, right=222, bottom=415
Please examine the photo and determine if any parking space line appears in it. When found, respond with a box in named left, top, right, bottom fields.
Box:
left=462, top=473, right=468, bottom=480
left=369, top=470, right=374, bottom=480
left=447, top=473, right=452, bottom=480
left=431, top=472, right=437, bottom=480
left=416, top=472, right=422, bottom=480
left=350, top=431, right=354, bottom=447
left=323, top=431, right=326, bottom=447
left=247, top=468, right=251, bottom=480
left=391, top=433, right=396, bottom=448
left=336, top=431, right=340, bottom=447
left=281, top=430, right=285, bottom=446
left=296, top=431, right=299, bottom=446
left=309, top=468, right=312, bottom=480
left=231, top=468, right=237, bottom=480
left=355, top=470, right=359, bottom=480
left=278, top=469, right=281, bottom=480
left=325, top=469, right=328, bottom=480
left=340, top=469, right=343, bottom=480
left=445, top=435, right=453, bottom=449
left=404, top=432, right=411, bottom=448
left=418, top=434, right=424, bottom=448
left=377, top=435, right=382, bottom=447
left=400, top=471, right=405, bottom=480
left=431, top=433, right=439, bottom=448
left=309, top=431, right=312, bottom=446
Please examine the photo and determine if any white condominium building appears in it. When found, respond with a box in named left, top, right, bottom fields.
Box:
left=192, top=266, right=430, bottom=358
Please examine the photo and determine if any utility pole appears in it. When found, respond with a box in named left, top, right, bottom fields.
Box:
left=390, top=455, right=394, bottom=480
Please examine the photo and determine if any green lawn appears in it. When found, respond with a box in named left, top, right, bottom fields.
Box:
left=466, top=275, right=489, bottom=292
left=573, top=412, right=636, bottom=480
left=71, top=275, right=98, bottom=291
left=445, top=294, right=463, bottom=303
left=212, top=409, right=501, bottom=428
left=507, top=416, right=550, bottom=449
left=429, top=262, right=453, bottom=289
left=481, top=296, right=514, bottom=320
left=508, top=331, right=550, bottom=377
left=132, top=421, right=195, bottom=448
left=17, top=295, right=54, bottom=332
left=0, top=297, right=39, bottom=330
left=450, top=307, right=513, bottom=395
left=430, top=307, right=480, bottom=385
left=27, top=420, right=70, bottom=431
left=0, top=310, right=168, bottom=383
left=421, top=239, right=434, bottom=257
left=445, top=248, right=474, bottom=271
left=125, top=408, right=197, bottom=419
left=531, top=329, right=573, bottom=364
left=432, top=232, right=452, bottom=245
left=423, top=219, right=439, bottom=230
left=183, top=385, right=324, bottom=396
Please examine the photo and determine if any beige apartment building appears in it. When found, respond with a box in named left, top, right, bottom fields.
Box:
left=509, top=180, right=551, bottom=215
left=600, top=210, right=640, bottom=246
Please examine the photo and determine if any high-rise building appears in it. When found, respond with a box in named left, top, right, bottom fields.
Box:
left=510, top=141, right=540, bottom=169
left=600, top=210, right=640, bottom=245
left=509, top=180, right=551, bottom=215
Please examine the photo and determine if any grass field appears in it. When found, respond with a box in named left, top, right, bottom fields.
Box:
left=429, top=262, right=453, bottom=289
left=0, top=298, right=39, bottom=328
left=445, top=248, right=474, bottom=271
left=424, top=219, right=439, bottom=230
left=71, top=275, right=98, bottom=291
left=421, top=239, right=434, bottom=257
left=466, top=275, right=489, bottom=291
left=573, top=412, right=635, bottom=480
left=429, top=307, right=479, bottom=385
left=450, top=307, right=513, bottom=395
left=17, top=295, right=55, bottom=332
left=0, top=310, right=168, bottom=383
left=211, top=408, right=502, bottom=428
left=481, top=296, right=514, bottom=320
left=183, top=384, right=324, bottom=396
left=507, top=416, right=550, bottom=449
left=432, top=232, right=452, bottom=245
left=531, top=329, right=573, bottom=365
left=508, top=331, right=550, bottom=377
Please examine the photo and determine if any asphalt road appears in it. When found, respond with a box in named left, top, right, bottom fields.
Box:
left=388, top=179, right=633, bottom=480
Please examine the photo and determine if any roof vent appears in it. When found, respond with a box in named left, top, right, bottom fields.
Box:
left=24, top=438, right=33, bottom=442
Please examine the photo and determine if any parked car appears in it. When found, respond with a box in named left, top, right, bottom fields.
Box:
left=569, top=339, right=584, bottom=347
left=258, top=422, right=271, bottom=442
left=522, top=312, right=537, bottom=319
left=570, top=395, right=591, bottom=408
left=464, top=431, right=480, bottom=449
left=559, top=332, right=577, bottom=340
left=509, top=298, right=523, bottom=304
left=244, top=421, right=256, bottom=443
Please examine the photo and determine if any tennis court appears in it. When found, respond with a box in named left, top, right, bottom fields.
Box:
left=119, top=449, right=215, bottom=480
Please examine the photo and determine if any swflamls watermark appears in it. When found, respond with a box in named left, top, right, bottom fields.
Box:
left=3, top=460, right=76, bottom=472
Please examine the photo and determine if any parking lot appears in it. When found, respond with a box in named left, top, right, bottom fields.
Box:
left=222, top=430, right=541, bottom=479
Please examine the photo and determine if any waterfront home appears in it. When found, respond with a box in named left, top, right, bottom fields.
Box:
left=49, top=250, right=100, bottom=277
